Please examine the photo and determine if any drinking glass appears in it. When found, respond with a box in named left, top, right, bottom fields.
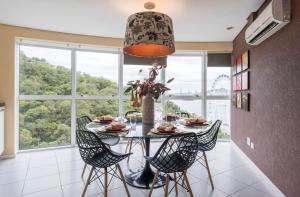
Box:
left=130, top=115, right=137, bottom=129
left=155, top=103, right=163, bottom=124
left=175, top=112, right=181, bottom=126
left=118, top=115, right=124, bottom=123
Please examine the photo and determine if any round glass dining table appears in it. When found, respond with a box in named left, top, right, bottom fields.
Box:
left=86, top=121, right=209, bottom=189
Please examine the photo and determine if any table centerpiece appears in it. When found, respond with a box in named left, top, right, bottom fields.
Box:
left=124, top=63, right=174, bottom=124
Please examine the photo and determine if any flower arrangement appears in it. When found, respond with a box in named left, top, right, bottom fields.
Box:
left=124, top=63, right=174, bottom=107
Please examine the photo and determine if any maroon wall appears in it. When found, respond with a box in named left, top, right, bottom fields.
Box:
left=231, top=0, right=300, bottom=196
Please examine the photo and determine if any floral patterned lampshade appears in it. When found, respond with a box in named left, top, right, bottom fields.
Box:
left=123, top=11, right=175, bottom=58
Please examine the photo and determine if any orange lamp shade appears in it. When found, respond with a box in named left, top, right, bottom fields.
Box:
left=123, top=11, right=175, bottom=58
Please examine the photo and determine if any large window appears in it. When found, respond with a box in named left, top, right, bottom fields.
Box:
left=206, top=67, right=231, bottom=139
left=76, top=100, right=118, bottom=118
left=17, top=41, right=231, bottom=150
left=18, top=43, right=120, bottom=150
left=19, top=100, right=71, bottom=149
left=207, top=100, right=230, bottom=139
left=19, top=46, right=72, bottom=95
left=19, top=45, right=73, bottom=150
left=165, top=54, right=203, bottom=120
left=166, top=55, right=202, bottom=95
left=207, top=67, right=231, bottom=96
left=76, top=51, right=119, bottom=96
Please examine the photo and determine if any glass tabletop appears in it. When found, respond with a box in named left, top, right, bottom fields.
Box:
left=86, top=121, right=210, bottom=139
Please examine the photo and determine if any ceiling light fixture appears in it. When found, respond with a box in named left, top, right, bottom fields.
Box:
left=123, top=2, right=175, bottom=58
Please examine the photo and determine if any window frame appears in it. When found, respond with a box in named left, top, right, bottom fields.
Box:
left=206, top=65, right=232, bottom=141
left=15, top=39, right=231, bottom=152
left=16, top=40, right=123, bottom=151
left=164, top=52, right=206, bottom=117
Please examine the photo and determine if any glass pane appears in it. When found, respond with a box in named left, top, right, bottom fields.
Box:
left=207, top=100, right=230, bottom=139
left=165, top=100, right=202, bottom=117
left=19, top=46, right=71, bottom=95
left=166, top=56, right=202, bottom=95
left=19, top=100, right=71, bottom=150
left=207, top=67, right=231, bottom=96
left=76, top=100, right=118, bottom=119
left=76, top=51, right=119, bottom=96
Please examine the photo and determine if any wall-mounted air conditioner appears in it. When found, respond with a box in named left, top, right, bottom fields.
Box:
left=245, top=0, right=291, bottom=45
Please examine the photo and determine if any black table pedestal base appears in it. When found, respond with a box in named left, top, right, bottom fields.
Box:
left=125, top=167, right=166, bottom=189
left=125, top=125, right=166, bottom=189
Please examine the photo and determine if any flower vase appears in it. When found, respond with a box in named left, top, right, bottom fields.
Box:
left=142, top=94, right=154, bottom=124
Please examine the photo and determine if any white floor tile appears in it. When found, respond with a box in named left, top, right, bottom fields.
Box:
left=251, top=180, right=285, bottom=197
left=222, top=166, right=261, bottom=185
left=22, top=187, right=63, bottom=197
left=0, top=181, right=24, bottom=197
left=60, top=168, right=89, bottom=185
left=26, top=165, right=59, bottom=180
left=62, top=181, right=102, bottom=197
left=208, top=174, right=247, bottom=195
left=231, top=186, right=272, bottom=197
left=191, top=180, right=228, bottom=197
left=0, top=170, right=27, bottom=185
left=0, top=162, right=28, bottom=174
left=23, top=174, right=60, bottom=195
left=0, top=142, right=284, bottom=197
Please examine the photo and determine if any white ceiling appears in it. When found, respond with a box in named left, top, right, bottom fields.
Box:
left=0, top=0, right=264, bottom=42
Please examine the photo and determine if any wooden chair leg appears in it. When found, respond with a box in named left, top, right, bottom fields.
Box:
left=104, top=167, right=108, bottom=197
left=141, top=139, right=146, bottom=155
left=164, top=175, right=170, bottom=197
left=127, top=139, right=133, bottom=162
left=174, top=173, right=178, bottom=196
left=183, top=171, right=194, bottom=197
left=148, top=170, right=159, bottom=197
left=82, top=167, right=94, bottom=197
left=81, top=163, right=87, bottom=178
left=140, top=139, right=145, bottom=155
left=203, top=151, right=214, bottom=189
left=116, top=164, right=131, bottom=197
left=125, top=138, right=131, bottom=153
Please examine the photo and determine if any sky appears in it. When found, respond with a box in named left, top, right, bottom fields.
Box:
left=20, top=45, right=231, bottom=132
left=20, top=45, right=230, bottom=93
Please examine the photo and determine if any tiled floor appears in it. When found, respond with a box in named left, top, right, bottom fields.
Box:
left=0, top=142, right=283, bottom=197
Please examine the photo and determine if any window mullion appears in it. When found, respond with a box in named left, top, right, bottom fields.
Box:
left=161, top=66, right=166, bottom=115
left=202, top=51, right=208, bottom=119
left=71, top=49, right=76, bottom=146
left=118, top=50, right=124, bottom=116
left=15, top=43, right=20, bottom=152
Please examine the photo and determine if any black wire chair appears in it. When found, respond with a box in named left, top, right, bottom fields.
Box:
left=76, top=116, right=120, bottom=177
left=124, top=110, right=145, bottom=162
left=196, top=120, right=222, bottom=189
left=147, top=133, right=198, bottom=197
left=76, top=129, right=131, bottom=197
left=177, top=112, right=190, bottom=118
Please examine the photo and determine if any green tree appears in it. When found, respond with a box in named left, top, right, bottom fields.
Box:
left=19, top=53, right=226, bottom=150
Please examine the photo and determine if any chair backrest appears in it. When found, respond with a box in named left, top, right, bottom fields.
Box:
left=76, top=129, right=109, bottom=165
left=125, top=110, right=140, bottom=117
left=177, top=112, right=190, bottom=118
left=151, top=133, right=198, bottom=173
left=77, top=116, right=92, bottom=130
left=197, top=120, right=222, bottom=151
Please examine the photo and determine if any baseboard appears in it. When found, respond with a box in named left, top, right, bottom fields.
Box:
left=231, top=141, right=285, bottom=197
left=0, top=154, right=15, bottom=160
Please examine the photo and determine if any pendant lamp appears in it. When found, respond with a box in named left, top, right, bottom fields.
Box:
left=123, top=2, right=175, bottom=58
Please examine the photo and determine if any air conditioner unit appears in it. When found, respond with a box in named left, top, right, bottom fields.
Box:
left=245, top=0, right=291, bottom=45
